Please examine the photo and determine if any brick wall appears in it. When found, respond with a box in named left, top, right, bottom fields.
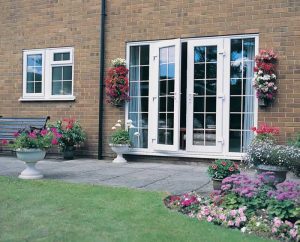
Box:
left=0, top=0, right=299, bottom=159
left=0, top=0, right=101, bottom=157
left=103, top=0, right=300, bottom=157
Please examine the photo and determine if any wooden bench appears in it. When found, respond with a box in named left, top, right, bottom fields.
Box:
left=0, top=116, right=50, bottom=144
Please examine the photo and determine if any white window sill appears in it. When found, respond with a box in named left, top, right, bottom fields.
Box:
left=19, top=96, right=76, bottom=102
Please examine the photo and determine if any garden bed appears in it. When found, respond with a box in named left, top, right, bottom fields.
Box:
left=164, top=173, right=300, bottom=241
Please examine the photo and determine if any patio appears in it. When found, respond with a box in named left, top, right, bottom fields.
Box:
left=0, top=155, right=298, bottom=195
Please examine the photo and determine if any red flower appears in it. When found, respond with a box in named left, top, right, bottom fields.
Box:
left=234, top=163, right=239, bottom=170
left=1, top=139, right=8, bottom=145
left=221, top=161, right=227, bottom=166
left=51, top=138, right=58, bottom=145
left=40, top=129, right=48, bottom=136
left=228, top=167, right=235, bottom=172
left=212, top=164, right=218, bottom=170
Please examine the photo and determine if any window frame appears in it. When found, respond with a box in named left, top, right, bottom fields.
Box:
left=21, top=47, right=75, bottom=101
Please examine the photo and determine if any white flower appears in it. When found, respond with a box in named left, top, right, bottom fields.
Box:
left=115, top=123, right=121, bottom=127
left=111, top=58, right=126, bottom=67
left=134, top=132, right=140, bottom=136
left=117, top=120, right=122, bottom=123
left=256, top=222, right=261, bottom=227
left=241, top=227, right=247, bottom=233
left=129, top=124, right=135, bottom=128
left=258, top=70, right=263, bottom=75
left=112, top=126, right=116, bottom=130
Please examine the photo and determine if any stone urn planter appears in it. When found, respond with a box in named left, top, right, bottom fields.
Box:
left=16, top=149, right=46, bottom=179
left=212, top=178, right=223, bottom=190
left=109, top=144, right=130, bottom=163
left=63, top=146, right=75, bottom=160
left=256, top=164, right=288, bottom=184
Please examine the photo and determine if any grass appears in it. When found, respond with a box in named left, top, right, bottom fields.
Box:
left=0, top=176, right=273, bottom=242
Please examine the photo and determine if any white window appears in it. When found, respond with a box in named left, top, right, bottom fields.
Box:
left=22, top=47, right=75, bottom=101
left=126, top=35, right=258, bottom=159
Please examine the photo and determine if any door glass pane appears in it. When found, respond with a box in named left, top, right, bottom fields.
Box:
left=128, top=45, right=150, bottom=148
left=192, top=45, right=217, bottom=147
left=229, top=38, right=255, bottom=152
left=158, top=46, right=175, bottom=145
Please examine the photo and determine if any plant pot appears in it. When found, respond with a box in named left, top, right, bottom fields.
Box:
left=258, top=98, right=268, bottom=107
left=16, top=149, right=46, bottom=179
left=256, top=164, right=288, bottom=184
left=63, top=146, right=75, bottom=160
left=212, top=178, right=223, bottom=190
left=109, top=144, right=129, bottom=163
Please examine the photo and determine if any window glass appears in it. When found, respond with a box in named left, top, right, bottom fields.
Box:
left=128, top=45, right=150, bottom=148
left=26, top=54, right=42, bottom=93
left=229, top=38, right=255, bottom=152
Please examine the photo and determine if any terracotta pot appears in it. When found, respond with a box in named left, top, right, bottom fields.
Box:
left=63, top=146, right=75, bottom=160
left=212, top=178, right=223, bottom=190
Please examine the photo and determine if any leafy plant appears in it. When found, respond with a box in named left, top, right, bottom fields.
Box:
left=110, top=119, right=133, bottom=145
left=51, top=118, right=86, bottom=151
left=267, top=199, right=298, bottom=221
left=207, top=159, right=239, bottom=179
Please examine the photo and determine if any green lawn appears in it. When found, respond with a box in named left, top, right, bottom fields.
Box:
left=0, top=176, right=272, bottom=242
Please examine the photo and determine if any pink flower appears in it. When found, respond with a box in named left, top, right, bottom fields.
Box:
left=227, top=220, right=234, bottom=226
left=240, top=216, right=247, bottom=222
left=51, top=138, right=58, bottom=145
left=285, top=221, right=293, bottom=228
left=207, top=216, right=213, bottom=222
left=230, top=210, right=237, bottom=216
left=272, top=227, right=277, bottom=233
left=13, top=132, right=19, bottom=137
left=290, top=229, right=297, bottom=238
left=28, top=132, right=37, bottom=139
left=40, top=129, right=48, bottom=136
left=1, top=139, right=8, bottom=145
left=273, top=218, right=282, bottom=228
left=197, top=213, right=202, bottom=220
left=219, top=214, right=226, bottom=221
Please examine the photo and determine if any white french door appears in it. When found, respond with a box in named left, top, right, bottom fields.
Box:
left=150, top=39, right=181, bottom=151
left=186, top=39, right=224, bottom=153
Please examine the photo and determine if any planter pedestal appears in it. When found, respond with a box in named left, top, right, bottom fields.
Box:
left=16, top=149, right=46, bottom=179
left=109, top=144, right=129, bottom=163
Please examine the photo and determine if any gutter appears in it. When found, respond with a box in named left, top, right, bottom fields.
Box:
left=98, top=0, right=106, bottom=159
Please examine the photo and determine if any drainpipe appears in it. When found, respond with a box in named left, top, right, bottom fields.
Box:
left=98, top=0, right=106, bottom=159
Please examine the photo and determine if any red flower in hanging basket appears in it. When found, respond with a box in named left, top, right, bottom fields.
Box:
left=105, top=59, right=130, bottom=106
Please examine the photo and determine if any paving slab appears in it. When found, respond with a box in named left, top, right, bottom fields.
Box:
left=0, top=155, right=299, bottom=194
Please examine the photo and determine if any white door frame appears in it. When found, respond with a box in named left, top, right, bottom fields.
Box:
left=186, top=38, right=225, bottom=153
left=149, top=39, right=181, bottom=151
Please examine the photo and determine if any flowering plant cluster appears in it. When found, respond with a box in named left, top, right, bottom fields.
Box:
left=253, top=49, right=278, bottom=102
left=245, top=138, right=300, bottom=170
left=110, top=119, right=134, bottom=145
left=51, top=118, right=86, bottom=151
left=1, top=128, right=60, bottom=150
left=164, top=172, right=300, bottom=241
left=251, top=123, right=279, bottom=141
left=207, top=159, right=240, bottom=179
left=105, top=58, right=130, bottom=106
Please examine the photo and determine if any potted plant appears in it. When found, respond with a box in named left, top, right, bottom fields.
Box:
left=208, top=159, right=240, bottom=190
left=288, top=133, right=300, bottom=177
left=2, top=128, right=60, bottom=179
left=253, top=49, right=278, bottom=107
left=105, top=58, right=130, bottom=107
left=52, top=118, right=86, bottom=160
left=109, top=119, right=133, bottom=163
left=245, top=124, right=300, bottom=183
